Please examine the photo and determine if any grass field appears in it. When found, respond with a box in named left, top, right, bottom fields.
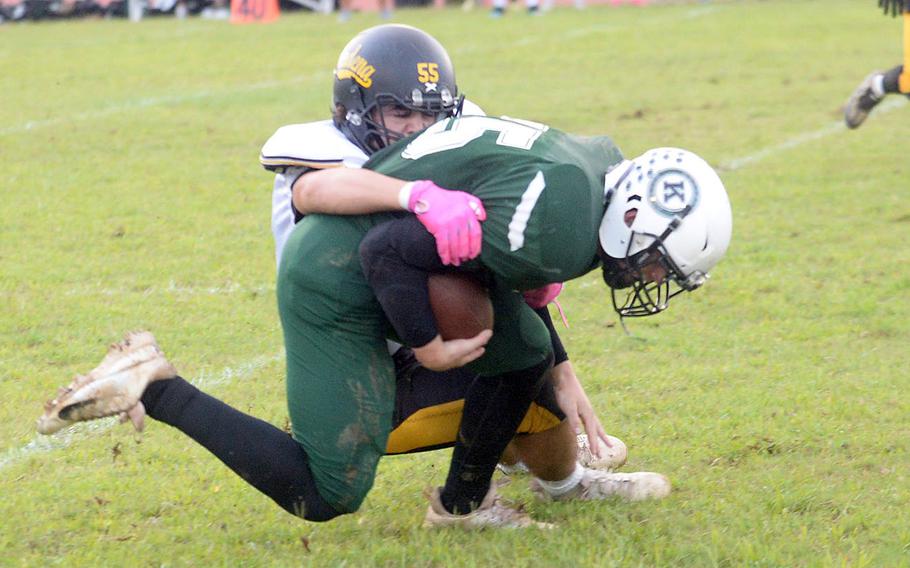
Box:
left=2, top=0, right=910, bottom=565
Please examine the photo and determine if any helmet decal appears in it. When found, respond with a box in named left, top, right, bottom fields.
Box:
left=648, top=169, right=699, bottom=217
left=416, top=62, right=440, bottom=83
left=335, top=45, right=376, bottom=88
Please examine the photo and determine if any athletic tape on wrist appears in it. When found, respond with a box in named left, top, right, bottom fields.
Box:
left=398, top=182, right=415, bottom=211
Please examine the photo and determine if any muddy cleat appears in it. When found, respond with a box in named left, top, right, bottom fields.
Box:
left=844, top=72, right=884, bottom=129
left=577, top=433, right=627, bottom=471
left=531, top=468, right=671, bottom=502
left=497, top=433, right=628, bottom=476
left=423, top=485, right=555, bottom=529
left=36, top=331, right=176, bottom=435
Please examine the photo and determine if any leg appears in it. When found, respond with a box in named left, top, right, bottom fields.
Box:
left=37, top=332, right=341, bottom=522
left=510, top=419, right=576, bottom=481
left=845, top=64, right=907, bottom=128
left=337, top=0, right=352, bottom=21
left=437, top=286, right=555, bottom=514
left=278, top=214, right=399, bottom=514
left=385, top=347, right=565, bottom=455
left=902, top=12, right=910, bottom=92
left=141, top=377, right=340, bottom=521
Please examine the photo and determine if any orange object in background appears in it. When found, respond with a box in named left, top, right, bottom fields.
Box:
left=230, top=0, right=279, bottom=23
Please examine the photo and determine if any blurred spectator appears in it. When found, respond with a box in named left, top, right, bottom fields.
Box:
left=199, top=0, right=228, bottom=18
left=490, top=0, right=539, bottom=17
left=0, top=0, right=27, bottom=22
left=338, top=0, right=393, bottom=22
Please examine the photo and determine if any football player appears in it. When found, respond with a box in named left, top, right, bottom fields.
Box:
left=260, top=24, right=623, bottom=474
left=286, top=117, right=731, bottom=527
left=844, top=0, right=910, bottom=128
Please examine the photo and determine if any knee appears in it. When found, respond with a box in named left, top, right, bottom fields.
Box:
left=298, top=499, right=345, bottom=523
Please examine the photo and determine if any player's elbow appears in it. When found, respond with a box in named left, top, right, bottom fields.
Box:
left=291, top=174, right=322, bottom=214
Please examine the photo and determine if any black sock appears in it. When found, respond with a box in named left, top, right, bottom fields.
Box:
left=141, top=377, right=340, bottom=522
left=439, top=356, right=552, bottom=515
left=883, top=65, right=904, bottom=94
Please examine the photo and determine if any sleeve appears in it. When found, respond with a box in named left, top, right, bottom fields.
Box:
left=359, top=216, right=451, bottom=348
left=271, top=166, right=311, bottom=266
left=533, top=306, right=568, bottom=366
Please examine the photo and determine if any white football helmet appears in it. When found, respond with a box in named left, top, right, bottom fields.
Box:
left=598, top=147, right=732, bottom=317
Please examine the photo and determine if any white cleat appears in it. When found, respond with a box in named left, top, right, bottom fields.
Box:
left=423, top=485, right=555, bottom=530
left=532, top=468, right=671, bottom=502
left=577, top=433, right=628, bottom=471
left=36, top=331, right=176, bottom=435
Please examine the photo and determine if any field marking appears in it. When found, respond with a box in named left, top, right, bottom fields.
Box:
left=721, top=97, right=909, bottom=171
left=6, top=5, right=722, bottom=136
left=0, top=73, right=321, bottom=137
left=61, top=281, right=274, bottom=298
left=0, top=352, right=283, bottom=474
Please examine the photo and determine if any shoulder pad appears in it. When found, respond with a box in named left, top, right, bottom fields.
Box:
left=461, top=98, right=486, bottom=117
left=260, top=120, right=368, bottom=172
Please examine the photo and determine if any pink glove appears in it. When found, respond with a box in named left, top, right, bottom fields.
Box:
left=522, top=283, right=564, bottom=309
left=406, top=180, right=486, bottom=266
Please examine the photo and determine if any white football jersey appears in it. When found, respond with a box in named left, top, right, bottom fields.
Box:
left=260, top=100, right=485, bottom=266
left=260, top=120, right=368, bottom=264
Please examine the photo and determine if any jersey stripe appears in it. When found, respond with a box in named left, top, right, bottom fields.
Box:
left=507, top=170, right=546, bottom=252
left=260, top=156, right=344, bottom=170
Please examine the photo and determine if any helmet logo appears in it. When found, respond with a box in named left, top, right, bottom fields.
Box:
left=648, top=169, right=699, bottom=216
left=423, top=82, right=438, bottom=92
left=416, top=62, right=440, bottom=83
left=336, top=45, right=376, bottom=88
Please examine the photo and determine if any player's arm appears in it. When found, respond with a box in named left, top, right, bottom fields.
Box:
left=292, top=167, right=406, bottom=215
left=295, top=168, right=486, bottom=266
left=531, top=305, right=611, bottom=459
left=359, top=215, right=490, bottom=370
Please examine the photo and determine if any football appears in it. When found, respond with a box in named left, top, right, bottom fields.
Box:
left=428, top=273, right=494, bottom=340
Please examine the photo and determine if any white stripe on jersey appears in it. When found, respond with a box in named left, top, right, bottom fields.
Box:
left=508, top=170, right=546, bottom=252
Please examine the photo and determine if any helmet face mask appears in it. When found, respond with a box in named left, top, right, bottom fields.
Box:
left=359, top=94, right=460, bottom=151
left=598, top=148, right=732, bottom=319
left=333, top=24, right=461, bottom=154
left=601, top=228, right=700, bottom=318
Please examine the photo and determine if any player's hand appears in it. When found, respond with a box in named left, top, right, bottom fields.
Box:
left=406, top=180, right=486, bottom=266
left=879, top=0, right=910, bottom=16
left=412, top=329, right=492, bottom=371
left=522, top=282, right=564, bottom=308
left=551, top=361, right=612, bottom=459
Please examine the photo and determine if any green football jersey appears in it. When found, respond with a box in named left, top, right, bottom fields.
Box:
left=365, top=115, right=623, bottom=290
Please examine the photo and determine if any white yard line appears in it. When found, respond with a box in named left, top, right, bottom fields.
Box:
left=0, top=74, right=320, bottom=137
left=721, top=98, right=908, bottom=171
left=6, top=5, right=718, bottom=137
left=62, top=281, right=274, bottom=298
left=0, top=352, right=283, bottom=473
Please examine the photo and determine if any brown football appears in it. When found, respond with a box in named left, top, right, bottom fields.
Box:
left=428, top=273, right=494, bottom=340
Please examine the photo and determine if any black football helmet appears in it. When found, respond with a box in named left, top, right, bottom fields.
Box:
left=332, top=24, right=462, bottom=154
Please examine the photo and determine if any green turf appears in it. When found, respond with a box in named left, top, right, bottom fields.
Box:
left=2, top=0, right=909, bottom=565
